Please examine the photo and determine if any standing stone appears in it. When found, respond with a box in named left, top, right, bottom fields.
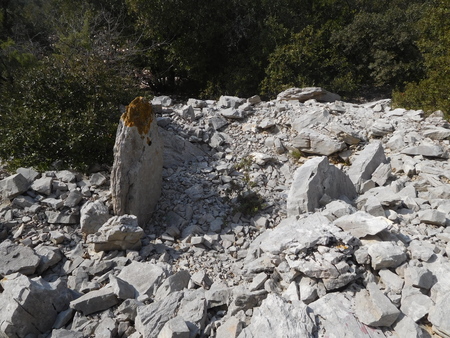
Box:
left=111, top=97, right=163, bottom=226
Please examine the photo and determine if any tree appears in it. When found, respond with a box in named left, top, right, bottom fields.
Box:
left=392, top=0, right=450, bottom=116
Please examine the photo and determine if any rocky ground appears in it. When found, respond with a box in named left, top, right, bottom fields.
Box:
left=1, top=87, right=450, bottom=337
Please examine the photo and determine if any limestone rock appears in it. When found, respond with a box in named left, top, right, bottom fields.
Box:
left=392, top=313, right=427, bottom=338
left=87, top=214, right=144, bottom=252
left=31, top=176, right=53, bottom=195
left=292, top=128, right=346, bottom=156
left=155, top=270, right=191, bottom=301
left=371, top=120, right=394, bottom=137
left=218, top=95, right=245, bottom=108
left=417, top=209, right=447, bottom=226
left=347, top=141, right=388, bottom=192
left=0, top=173, right=29, bottom=200
left=117, top=261, right=166, bottom=298
left=237, top=294, right=315, bottom=338
left=159, top=127, right=207, bottom=168
left=309, top=292, right=385, bottom=337
left=46, top=210, right=79, bottom=224
left=277, top=87, right=341, bottom=102
left=367, top=242, right=407, bottom=270
left=257, top=214, right=337, bottom=256
left=70, top=287, right=119, bottom=316
left=216, top=316, right=243, bottom=338
left=400, top=287, right=433, bottom=322
left=287, top=156, right=357, bottom=217
left=178, top=289, right=207, bottom=335
left=135, top=291, right=184, bottom=338
left=0, top=240, right=40, bottom=277
left=80, top=200, right=107, bottom=235
left=402, top=144, right=447, bottom=158
left=0, top=273, right=73, bottom=337
left=292, top=109, right=330, bottom=131
left=16, top=167, right=39, bottom=184
left=333, top=211, right=391, bottom=238
left=354, top=283, right=400, bottom=327
left=158, top=316, right=190, bottom=338
left=428, top=291, right=450, bottom=337
left=111, top=97, right=163, bottom=226
left=422, top=126, right=450, bottom=140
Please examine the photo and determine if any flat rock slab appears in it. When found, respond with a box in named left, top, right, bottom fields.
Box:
left=287, top=156, right=357, bottom=217
left=292, top=128, right=346, bottom=156
left=402, top=144, right=447, bottom=158
left=277, top=87, right=341, bottom=102
left=428, top=291, right=450, bottom=337
left=258, top=214, right=340, bottom=256
left=237, top=294, right=316, bottom=338
left=117, top=261, right=166, bottom=298
left=333, top=211, right=391, bottom=238
left=70, top=287, right=119, bottom=316
left=0, top=240, right=40, bottom=276
left=423, top=126, right=450, bottom=140
left=418, top=209, right=447, bottom=226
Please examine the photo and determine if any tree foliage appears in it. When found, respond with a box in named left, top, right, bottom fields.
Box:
left=392, top=0, right=450, bottom=116
left=0, top=0, right=446, bottom=170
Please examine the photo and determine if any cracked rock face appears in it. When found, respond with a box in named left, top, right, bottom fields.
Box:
left=110, top=97, right=164, bottom=227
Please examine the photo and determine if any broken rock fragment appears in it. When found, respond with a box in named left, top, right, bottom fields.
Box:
left=347, top=141, right=387, bottom=192
left=354, top=282, right=400, bottom=327
left=0, top=240, right=40, bottom=277
left=287, top=156, right=357, bottom=216
left=237, top=293, right=315, bottom=338
left=0, top=273, right=73, bottom=337
left=86, top=214, right=144, bottom=252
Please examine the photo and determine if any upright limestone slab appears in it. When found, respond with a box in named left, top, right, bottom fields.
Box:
left=111, top=97, right=163, bottom=226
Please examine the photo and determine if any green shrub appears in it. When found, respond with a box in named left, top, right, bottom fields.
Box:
left=0, top=57, right=138, bottom=171
left=392, top=1, right=450, bottom=117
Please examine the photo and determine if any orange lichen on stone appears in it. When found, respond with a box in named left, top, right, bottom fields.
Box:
left=121, top=97, right=153, bottom=135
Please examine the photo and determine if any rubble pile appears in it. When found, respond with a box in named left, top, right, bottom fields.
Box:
left=1, top=87, right=450, bottom=337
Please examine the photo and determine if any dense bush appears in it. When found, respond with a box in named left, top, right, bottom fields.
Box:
left=0, top=57, right=137, bottom=171
left=392, top=0, right=450, bottom=116
left=0, top=0, right=447, bottom=171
